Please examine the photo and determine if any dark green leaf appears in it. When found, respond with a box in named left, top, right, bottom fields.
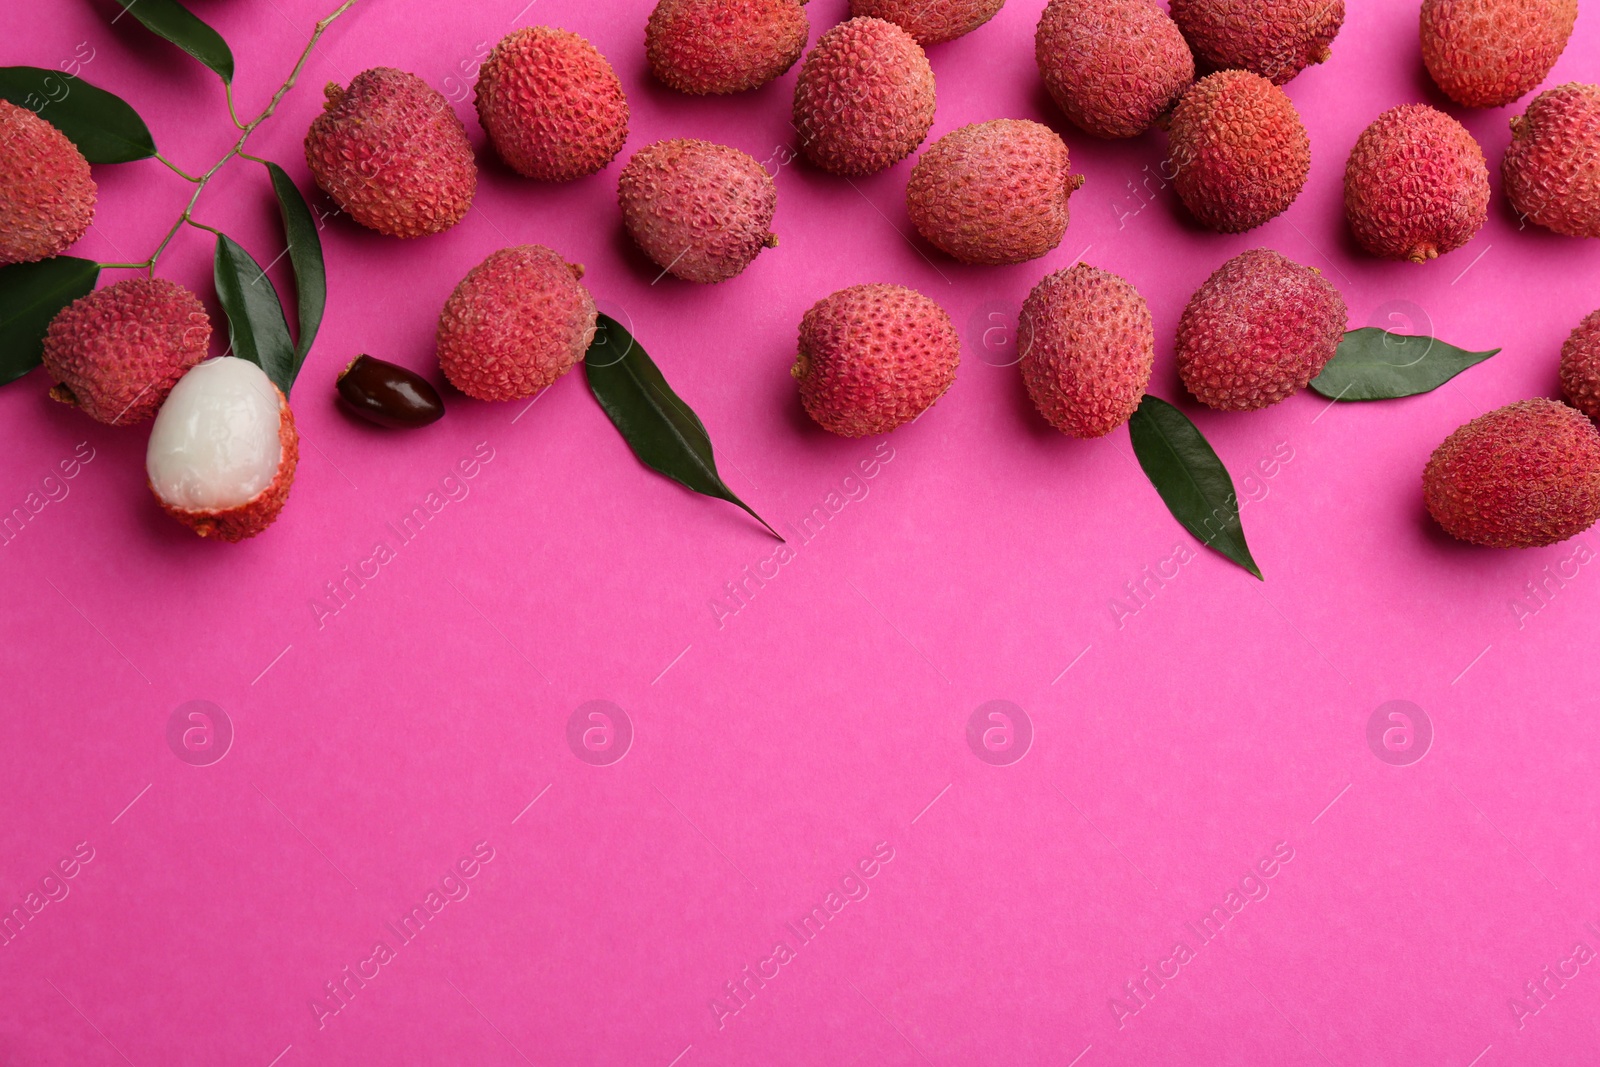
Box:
left=1128, top=395, right=1261, bottom=580
left=213, top=234, right=296, bottom=394
left=263, top=162, right=326, bottom=377
left=0, top=257, right=99, bottom=386
left=0, top=67, right=155, bottom=163
left=1310, top=328, right=1500, bottom=401
left=585, top=315, right=780, bottom=539
left=111, top=0, right=234, bottom=84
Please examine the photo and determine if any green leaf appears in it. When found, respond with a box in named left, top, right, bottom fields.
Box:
left=111, top=0, right=235, bottom=84
left=213, top=234, right=297, bottom=395
left=0, top=67, right=156, bottom=163
left=1128, top=395, right=1262, bottom=580
left=263, top=162, right=326, bottom=377
left=0, top=257, right=100, bottom=386
left=1310, top=328, right=1500, bottom=401
left=585, top=315, right=780, bottom=539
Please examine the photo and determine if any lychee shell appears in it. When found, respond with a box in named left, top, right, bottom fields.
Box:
left=1168, top=70, right=1310, bottom=233
left=792, top=17, right=937, bottom=176
left=303, top=67, right=477, bottom=238
left=1503, top=83, right=1600, bottom=240
left=1424, top=398, right=1600, bottom=548
left=1344, top=104, right=1490, bottom=263
left=1034, top=0, right=1195, bottom=139
left=42, top=278, right=211, bottom=426
left=1560, top=309, right=1600, bottom=420
left=646, top=0, right=809, bottom=94
left=155, top=386, right=299, bottom=543
left=475, top=27, right=629, bottom=181
left=1170, top=0, right=1345, bottom=85
left=0, top=99, right=97, bottom=265
left=793, top=283, right=960, bottom=437
left=1020, top=264, right=1153, bottom=438
left=1421, top=0, right=1577, bottom=109
left=617, top=139, right=778, bottom=283
left=437, top=245, right=598, bottom=402
left=906, top=119, right=1083, bottom=266
left=849, top=0, right=1006, bottom=45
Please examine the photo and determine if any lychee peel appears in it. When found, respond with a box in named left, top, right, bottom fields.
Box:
left=617, top=139, right=779, bottom=283
left=646, top=0, right=809, bottom=94
left=1177, top=249, right=1348, bottom=411
left=1170, top=0, right=1345, bottom=85
left=792, top=283, right=959, bottom=437
left=1503, top=84, right=1600, bottom=240
left=303, top=67, right=476, bottom=239
left=1034, top=0, right=1195, bottom=140
left=437, top=245, right=597, bottom=402
left=147, top=357, right=298, bottom=542
left=1020, top=264, right=1153, bottom=438
left=476, top=27, right=629, bottom=181
left=0, top=99, right=97, bottom=266
left=849, top=0, right=1005, bottom=45
left=1168, top=70, right=1310, bottom=234
left=42, top=278, right=211, bottom=426
left=792, top=17, right=936, bottom=176
left=1560, top=309, right=1600, bottom=420
left=1424, top=398, right=1600, bottom=549
left=1421, top=0, right=1577, bottom=109
left=1344, top=104, right=1490, bottom=263
left=906, top=119, right=1083, bottom=266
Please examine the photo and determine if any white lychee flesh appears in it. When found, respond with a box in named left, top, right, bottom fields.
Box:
left=147, top=357, right=283, bottom=510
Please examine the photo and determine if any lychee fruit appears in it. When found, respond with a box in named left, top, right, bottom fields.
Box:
left=303, top=68, right=476, bottom=239
left=1176, top=249, right=1348, bottom=411
left=1503, top=83, right=1600, bottom=240
left=42, top=278, right=211, bottom=426
left=617, top=139, right=778, bottom=284
left=1034, top=0, right=1195, bottom=140
left=0, top=99, right=97, bottom=265
left=476, top=28, right=629, bottom=181
left=1559, top=309, right=1600, bottom=420
left=1344, top=104, right=1490, bottom=263
left=1167, top=70, right=1310, bottom=233
left=147, top=357, right=299, bottom=542
left=646, top=0, right=809, bottom=94
left=437, top=245, right=597, bottom=402
left=1169, top=0, right=1345, bottom=85
left=906, top=119, right=1083, bottom=266
left=792, top=284, right=959, bottom=436
left=1421, top=0, right=1577, bottom=109
left=1423, top=398, right=1600, bottom=549
left=1019, top=264, right=1153, bottom=438
left=791, top=17, right=936, bottom=176
left=849, top=0, right=1005, bottom=45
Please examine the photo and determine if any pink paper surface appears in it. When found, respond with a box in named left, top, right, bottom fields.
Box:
left=4, top=0, right=1600, bottom=1063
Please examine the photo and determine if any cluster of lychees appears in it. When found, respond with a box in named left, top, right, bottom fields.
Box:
left=3, top=0, right=1598, bottom=551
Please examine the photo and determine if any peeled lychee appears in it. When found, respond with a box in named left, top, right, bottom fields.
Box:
left=303, top=68, right=476, bottom=238
left=147, top=357, right=298, bottom=542
left=1034, top=0, right=1194, bottom=140
left=617, top=139, right=778, bottom=283
left=906, top=119, right=1083, bottom=266
left=792, top=284, right=959, bottom=436
left=476, top=28, right=629, bottom=181
left=849, top=0, right=1005, bottom=45
left=1560, top=309, right=1600, bottom=420
left=1421, top=0, right=1577, bottom=109
left=1345, top=105, right=1490, bottom=263
left=1167, top=70, right=1310, bottom=233
left=1503, top=84, right=1600, bottom=240
left=1170, top=0, right=1345, bottom=85
left=42, top=278, right=211, bottom=426
left=0, top=99, right=96, bottom=265
left=1019, top=264, right=1153, bottom=438
left=1177, top=249, right=1347, bottom=411
left=1424, top=398, right=1600, bottom=549
left=792, top=17, right=936, bottom=176
left=646, top=0, right=809, bottom=94
left=437, top=245, right=597, bottom=402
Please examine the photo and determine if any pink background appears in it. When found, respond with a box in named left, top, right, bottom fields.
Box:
left=3, top=0, right=1600, bottom=1063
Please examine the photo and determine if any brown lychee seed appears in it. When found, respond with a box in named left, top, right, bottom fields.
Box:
left=337, top=355, right=446, bottom=428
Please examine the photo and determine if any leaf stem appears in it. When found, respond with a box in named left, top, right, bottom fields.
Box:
left=154, top=152, right=202, bottom=182
left=133, top=0, right=357, bottom=273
